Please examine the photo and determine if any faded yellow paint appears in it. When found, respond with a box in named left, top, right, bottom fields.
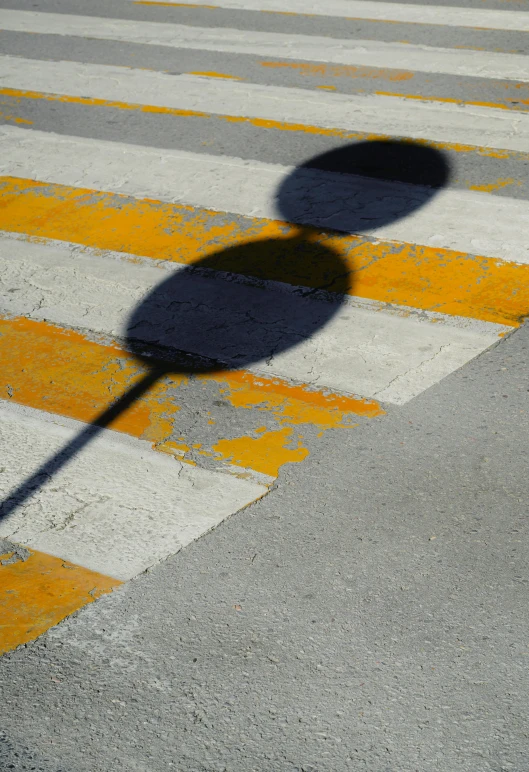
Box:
left=1, top=178, right=528, bottom=326
left=0, top=111, right=32, bottom=125
left=469, top=178, right=520, bottom=193
left=0, top=87, right=521, bottom=162
left=261, top=8, right=307, bottom=16
left=375, top=89, right=529, bottom=112
left=215, top=369, right=379, bottom=424
left=261, top=61, right=415, bottom=82
left=134, top=1, right=218, bottom=7
left=189, top=70, right=243, bottom=79
left=212, top=427, right=308, bottom=477
left=0, top=315, right=182, bottom=445
left=317, top=85, right=337, bottom=91
left=0, top=316, right=378, bottom=478
left=131, top=0, right=448, bottom=29
left=0, top=545, right=120, bottom=655
left=156, top=438, right=191, bottom=458
left=0, top=87, right=209, bottom=119
left=262, top=62, right=529, bottom=110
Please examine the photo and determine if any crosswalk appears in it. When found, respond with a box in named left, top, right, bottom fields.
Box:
left=1, top=0, right=528, bottom=654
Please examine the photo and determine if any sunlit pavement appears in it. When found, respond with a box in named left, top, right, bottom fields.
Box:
left=0, top=0, right=528, bottom=769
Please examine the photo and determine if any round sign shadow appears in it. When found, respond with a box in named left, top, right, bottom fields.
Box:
left=0, top=140, right=451, bottom=522
left=126, top=140, right=450, bottom=375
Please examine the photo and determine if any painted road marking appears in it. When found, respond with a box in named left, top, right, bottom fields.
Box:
left=131, top=0, right=529, bottom=32
left=2, top=11, right=529, bottom=83
left=1, top=0, right=527, bottom=655
left=255, top=63, right=529, bottom=113
left=0, top=401, right=267, bottom=580
left=2, top=127, right=529, bottom=265
left=2, top=58, right=529, bottom=152
left=0, top=539, right=121, bottom=656
left=4, top=87, right=529, bottom=177
left=1, top=181, right=528, bottom=328
left=0, top=236, right=510, bottom=405
left=0, top=315, right=381, bottom=480
left=4, top=28, right=529, bottom=112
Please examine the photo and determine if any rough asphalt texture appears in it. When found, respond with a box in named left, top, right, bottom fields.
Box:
left=1, top=0, right=529, bottom=766
left=1, top=322, right=528, bottom=771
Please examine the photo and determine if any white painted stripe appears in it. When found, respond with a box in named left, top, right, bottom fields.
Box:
left=0, top=400, right=267, bottom=580
left=137, top=0, right=529, bottom=32
left=2, top=11, right=529, bottom=83
left=1, top=57, right=528, bottom=153
left=0, top=234, right=508, bottom=405
left=1, top=126, right=528, bottom=265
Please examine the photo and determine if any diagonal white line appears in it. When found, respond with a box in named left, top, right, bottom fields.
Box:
left=133, top=0, right=529, bottom=32
left=1, top=11, right=529, bottom=82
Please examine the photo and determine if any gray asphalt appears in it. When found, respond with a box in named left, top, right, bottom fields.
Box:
left=3, top=10, right=529, bottom=201
left=3, top=93, right=529, bottom=199
left=3, top=29, right=529, bottom=112
left=1, top=1, right=529, bottom=769
left=1, top=326, right=528, bottom=772
left=0, top=0, right=526, bottom=53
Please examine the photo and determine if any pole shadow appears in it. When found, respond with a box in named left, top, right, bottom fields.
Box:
left=0, top=140, right=449, bottom=522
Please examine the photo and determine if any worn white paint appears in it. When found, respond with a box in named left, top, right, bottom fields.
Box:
left=1, top=126, right=528, bottom=265
left=2, top=10, right=529, bottom=82
left=1, top=57, right=528, bottom=152
left=133, top=0, right=529, bottom=32
left=0, top=400, right=267, bottom=580
left=0, top=234, right=508, bottom=404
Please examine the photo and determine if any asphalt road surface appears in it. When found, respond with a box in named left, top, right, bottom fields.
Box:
left=0, top=0, right=528, bottom=769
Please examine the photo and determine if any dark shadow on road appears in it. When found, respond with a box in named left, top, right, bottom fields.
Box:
left=0, top=140, right=449, bottom=522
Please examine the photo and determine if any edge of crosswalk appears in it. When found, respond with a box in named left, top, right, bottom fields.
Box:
left=0, top=0, right=527, bottom=655
left=131, top=0, right=529, bottom=32
left=2, top=10, right=529, bottom=81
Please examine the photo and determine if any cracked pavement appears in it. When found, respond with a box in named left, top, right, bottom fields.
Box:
left=1, top=315, right=528, bottom=772
left=0, top=0, right=528, bottom=768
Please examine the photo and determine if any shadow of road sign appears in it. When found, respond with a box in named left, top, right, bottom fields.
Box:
left=0, top=140, right=449, bottom=521
left=126, top=140, right=450, bottom=373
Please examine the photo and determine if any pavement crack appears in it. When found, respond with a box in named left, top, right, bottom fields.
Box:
left=373, top=343, right=452, bottom=398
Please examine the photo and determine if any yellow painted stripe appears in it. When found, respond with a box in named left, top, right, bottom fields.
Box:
left=261, top=61, right=416, bottom=83
left=261, top=62, right=529, bottom=112
left=1, top=178, right=528, bottom=326
left=188, top=70, right=243, bottom=79
left=0, top=86, right=524, bottom=162
left=0, top=543, right=120, bottom=655
left=374, top=89, right=529, bottom=112
left=0, top=86, right=208, bottom=119
left=0, top=316, right=381, bottom=479
left=134, top=0, right=528, bottom=31
left=0, top=109, right=32, bottom=126
left=135, top=1, right=219, bottom=6
left=468, top=178, right=520, bottom=193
